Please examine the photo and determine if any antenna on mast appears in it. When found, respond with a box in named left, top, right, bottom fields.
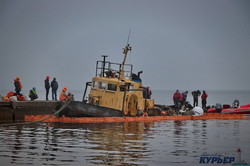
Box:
left=126, top=30, right=131, bottom=45
left=120, top=31, right=132, bottom=79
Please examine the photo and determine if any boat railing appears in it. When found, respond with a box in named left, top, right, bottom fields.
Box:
left=96, top=61, right=133, bottom=80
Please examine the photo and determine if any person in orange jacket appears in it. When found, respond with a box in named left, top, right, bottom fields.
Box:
left=14, top=77, right=22, bottom=95
left=59, top=87, right=68, bottom=101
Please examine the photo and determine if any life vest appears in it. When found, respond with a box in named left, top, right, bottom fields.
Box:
left=17, top=95, right=26, bottom=101
left=59, top=91, right=67, bottom=101
left=19, top=82, right=23, bottom=89
left=29, top=89, right=38, bottom=99
left=6, top=91, right=14, bottom=98
left=14, top=79, right=22, bottom=89
left=3, top=96, right=10, bottom=101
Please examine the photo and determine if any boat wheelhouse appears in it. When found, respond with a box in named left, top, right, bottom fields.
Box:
left=84, top=44, right=154, bottom=116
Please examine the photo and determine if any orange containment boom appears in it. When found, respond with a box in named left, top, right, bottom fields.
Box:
left=24, top=113, right=246, bottom=124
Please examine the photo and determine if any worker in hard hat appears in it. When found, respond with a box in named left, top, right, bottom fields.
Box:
left=14, top=77, right=22, bottom=95
left=29, top=87, right=38, bottom=101
left=59, top=87, right=68, bottom=101
left=44, top=76, right=50, bottom=100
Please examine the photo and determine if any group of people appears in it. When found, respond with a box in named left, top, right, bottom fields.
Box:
left=44, top=76, right=59, bottom=101
left=173, top=90, right=208, bottom=111
left=1, top=76, right=72, bottom=102
left=44, top=76, right=73, bottom=101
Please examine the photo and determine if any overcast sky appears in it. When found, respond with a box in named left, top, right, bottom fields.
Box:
left=0, top=0, right=249, bottom=91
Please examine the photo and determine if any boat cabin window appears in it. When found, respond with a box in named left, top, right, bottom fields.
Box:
left=120, top=85, right=126, bottom=91
left=98, top=82, right=107, bottom=90
left=119, top=84, right=133, bottom=92
left=92, top=81, right=98, bottom=89
left=107, top=84, right=117, bottom=91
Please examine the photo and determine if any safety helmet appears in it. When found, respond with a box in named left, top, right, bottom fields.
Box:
left=46, top=76, right=50, bottom=79
left=62, top=87, right=67, bottom=91
left=16, top=77, right=20, bottom=80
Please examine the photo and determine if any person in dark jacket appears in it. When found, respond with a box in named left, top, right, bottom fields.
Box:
left=51, top=77, right=58, bottom=100
left=29, top=87, right=38, bottom=101
left=192, top=90, right=201, bottom=107
left=181, top=91, right=188, bottom=105
left=44, top=76, right=50, bottom=100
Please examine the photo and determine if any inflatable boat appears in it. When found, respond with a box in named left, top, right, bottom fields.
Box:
left=208, top=104, right=250, bottom=114
left=221, top=104, right=250, bottom=114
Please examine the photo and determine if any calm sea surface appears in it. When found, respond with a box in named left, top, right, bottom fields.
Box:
left=0, top=120, right=250, bottom=166
left=0, top=90, right=250, bottom=165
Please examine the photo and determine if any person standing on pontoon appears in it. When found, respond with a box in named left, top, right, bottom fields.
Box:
left=44, top=76, right=50, bottom=100
left=201, top=90, right=208, bottom=109
left=14, top=77, right=22, bottom=95
left=173, top=90, right=182, bottom=112
left=181, top=91, right=188, bottom=105
left=192, top=90, right=201, bottom=107
left=51, top=77, right=58, bottom=101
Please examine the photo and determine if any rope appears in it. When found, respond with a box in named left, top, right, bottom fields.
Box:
left=0, top=97, right=74, bottom=127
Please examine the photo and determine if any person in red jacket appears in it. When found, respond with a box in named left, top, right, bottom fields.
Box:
left=173, top=90, right=182, bottom=112
left=201, top=90, right=208, bottom=109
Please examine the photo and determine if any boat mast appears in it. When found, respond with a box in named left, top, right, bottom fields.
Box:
left=120, top=31, right=132, bottom=79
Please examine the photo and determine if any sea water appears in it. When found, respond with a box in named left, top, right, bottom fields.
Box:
left=0, top=90, right=250, bottom=165
left=0, top=120, right=250, bottom=165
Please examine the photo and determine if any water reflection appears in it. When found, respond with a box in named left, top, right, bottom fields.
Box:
left=85, top=122, right=154, bottom=165
left=0, top=120, right=249, bottom=166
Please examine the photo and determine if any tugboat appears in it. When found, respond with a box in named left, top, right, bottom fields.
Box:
left=62, top=43, right=155, bottom=117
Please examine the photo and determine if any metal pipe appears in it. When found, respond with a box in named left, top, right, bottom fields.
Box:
left=101, top=55, right=108, bottom=77
left=82, top=82, right=91, bottom=102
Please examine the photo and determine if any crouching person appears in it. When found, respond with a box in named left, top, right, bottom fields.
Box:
left=60, top=87, right=74, bottom=101
left=29, top=87, right=38, bottom=101
left=60, top=87, right=67, bottom=101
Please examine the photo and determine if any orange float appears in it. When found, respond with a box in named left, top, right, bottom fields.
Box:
left=24, top=113, right=245, bottom=124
